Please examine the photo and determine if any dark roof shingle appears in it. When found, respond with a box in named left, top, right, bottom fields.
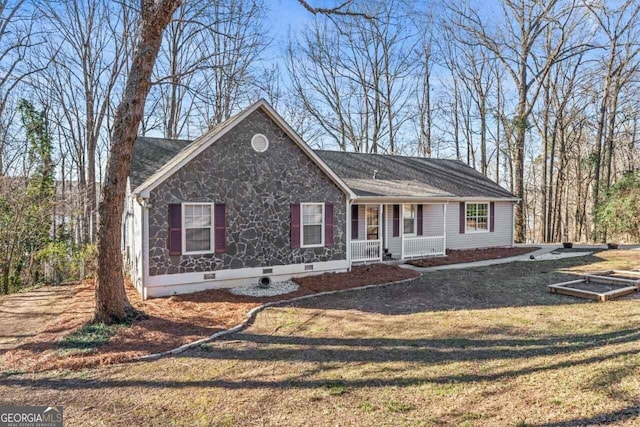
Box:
left=130, top=136, right=515, bottom=199
left=315, top=150, right=516, bottom=199
left=130, top=136, right=192, bottom=189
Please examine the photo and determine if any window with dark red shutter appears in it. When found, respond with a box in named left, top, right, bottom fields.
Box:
left=290, top=204, right=300, bottom=248
left=325, top=203, right=334, bottom=247
left=351, top=204, right=358, bottom=240
left=417, top=204, right=423, bottom=236
left=214, top=204, right=226, bottom=253
left=490, top=202, right=495, bottom=232
left=459, top=202, right=465, bottom=234
left=393, top=204, right=400, bottom=237
left=168, top=204, right=182, bottom=256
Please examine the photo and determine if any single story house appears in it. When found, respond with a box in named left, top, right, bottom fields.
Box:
left=124, top=99, right=517, bottom=299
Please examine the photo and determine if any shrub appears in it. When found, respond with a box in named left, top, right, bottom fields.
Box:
left=597, top=172, right=640, bottom=241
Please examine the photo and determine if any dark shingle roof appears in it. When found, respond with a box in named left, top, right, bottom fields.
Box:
left=130, top=136, right=515, bottom=199
left=315, top=150, right=516, bottom=199
left=130, top=136, right=192, bottom=189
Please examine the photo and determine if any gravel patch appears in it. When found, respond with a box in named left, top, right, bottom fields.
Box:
left=229, top=280, right=300, bottom=297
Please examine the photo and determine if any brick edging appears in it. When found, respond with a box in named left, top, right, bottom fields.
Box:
left=135, top=275, right=420, bottom=362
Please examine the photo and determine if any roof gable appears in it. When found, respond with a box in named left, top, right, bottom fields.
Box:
left=132, top=100, right=355, bottom=198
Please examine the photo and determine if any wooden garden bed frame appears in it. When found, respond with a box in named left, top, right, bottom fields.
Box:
left=548, top=270, right=640, bottom=302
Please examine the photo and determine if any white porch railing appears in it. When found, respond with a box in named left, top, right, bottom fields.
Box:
left=351, top=240, right=381, bottom=262
left=403, top=236, right=445, bottom=258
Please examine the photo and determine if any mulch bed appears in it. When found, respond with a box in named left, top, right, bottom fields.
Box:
left=1, top=265, right=418, bottom=373
left=407, top=246, right=539, bottom=268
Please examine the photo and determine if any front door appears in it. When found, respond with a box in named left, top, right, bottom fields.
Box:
left=366, top=206, right=379, bottom=241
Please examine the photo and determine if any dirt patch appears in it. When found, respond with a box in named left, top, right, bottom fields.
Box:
left=407, top=246, right=539, bottom=268
left=1, top=264, right=418, bottom=373
left=0, top=284, right=77, bottom=353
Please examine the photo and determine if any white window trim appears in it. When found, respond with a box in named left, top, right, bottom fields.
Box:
left=403, top=203, right=417, bottom=237
left=465, top=201, right=490, bottom=234
left=365, top=205, right=380, bottom=241
left=300, top=202, right=325, bottom=248
left=182, top=202, right=215, bottom=255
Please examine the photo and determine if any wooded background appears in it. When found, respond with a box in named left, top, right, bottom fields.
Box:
left=1, top=0, right=639, bottom=293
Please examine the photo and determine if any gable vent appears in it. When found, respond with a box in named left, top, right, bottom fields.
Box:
left=251, top=133, right=269, bottom=153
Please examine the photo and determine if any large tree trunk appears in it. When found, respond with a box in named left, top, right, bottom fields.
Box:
left=514, top=94, right=527, bottom=243
left=94, top=0, right=182, bottom=324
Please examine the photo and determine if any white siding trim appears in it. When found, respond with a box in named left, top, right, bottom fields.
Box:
left=346, top=195, right=352, bottom=268
left=181, top=202, right=215, bottom=255
left=300, top=202, right=325, bottom=248
left=142, top=200, right=150, bottom=301
left=145, top=259, right=349, bottom=298
left=464, top=201, right=490, bottom=234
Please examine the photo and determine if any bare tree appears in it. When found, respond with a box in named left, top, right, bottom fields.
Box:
left=287, top=0, right=418, bottom=153
left=0, top=0, right=46, bottom=175
left=95, top=0, right=183, bottom=323
left=451, top=0, right=587, bottom=242
left=38, top=0, right=133, bottom=243
left=95, top=0, right=370, bottom=323
left=585, top=0, right=640, bottom=241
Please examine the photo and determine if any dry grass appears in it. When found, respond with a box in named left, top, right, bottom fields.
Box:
left=1, top=250, right=640, bottom=426
left=0, top=265, right=418, bottom=372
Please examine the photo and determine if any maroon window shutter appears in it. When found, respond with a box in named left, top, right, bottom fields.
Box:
left=351, top=205, right=359, bottom=240
left=168, top=204, right=182, bottom=256
left=490, top=202, right=495, bottom=232
left=325, top=203, right=334, bottom=247
left=291, top=203, right=301, bottom=248
left=459, top=202, right=466, bottom=234
left=417, top=204, right=423, bottom=236
left=214, top=204, right=226, bottom=253
left=393, top=204, right=400, bottom=237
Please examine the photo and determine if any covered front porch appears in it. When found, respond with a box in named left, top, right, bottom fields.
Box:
left=349, top=202, right=447, bottom=264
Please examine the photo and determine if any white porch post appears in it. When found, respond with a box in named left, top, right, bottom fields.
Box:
left=399, top=203, right=404, bottom=260
left=347, top=196, right=352, bottom=267
left=443, top=202, right=448, bottom=255
left=379, top=203, right=383, bottom=261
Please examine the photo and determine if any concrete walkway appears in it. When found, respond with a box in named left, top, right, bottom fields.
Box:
left=400, top=244, right=602, bottom=273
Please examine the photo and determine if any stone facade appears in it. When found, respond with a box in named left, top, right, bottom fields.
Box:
left=147, top=108, right=347, bottom=276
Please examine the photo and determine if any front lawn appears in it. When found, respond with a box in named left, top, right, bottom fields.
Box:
left=1, top=250, right=639, bottom=426
left=1, top=264, right=417, bottom=372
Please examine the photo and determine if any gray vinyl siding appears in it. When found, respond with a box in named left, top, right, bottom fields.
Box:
left=445, top=201, right=514, bottom=250
left=357, top=204, right=366, bottom=240
left=386, top=205, right=402, bottom=258
left=422, top=204, right=445, bottom=237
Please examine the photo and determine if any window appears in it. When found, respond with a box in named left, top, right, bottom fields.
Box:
left=466, top=202, right=489, bottom=233
left=183, top=203, right=213, bottom=254
left=403, top=204, right=416, bottom=235
left=302, top=203, right=324, bottom=247
left=366, top=206, right=379, bottom=240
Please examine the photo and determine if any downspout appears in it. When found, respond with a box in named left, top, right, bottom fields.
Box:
left=136, top=195, right=151, bottom=300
